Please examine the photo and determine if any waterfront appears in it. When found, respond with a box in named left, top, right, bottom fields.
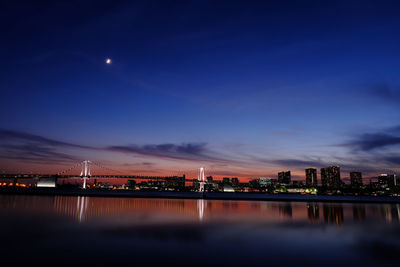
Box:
left=0, top=195, right=400, bottom=266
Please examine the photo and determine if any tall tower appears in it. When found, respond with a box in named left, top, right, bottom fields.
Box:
left=199, top=167, right=205, bottom=192
left=305, top=168, right=317, bottom=187
left=350, top=172, right=362, bottom=187
left=278, top=171, right=291, bottom=185
left=320, top=166, right=341, bottom=188
left=80, top=160, right=91, bottom=189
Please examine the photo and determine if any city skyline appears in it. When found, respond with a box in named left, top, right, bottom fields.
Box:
left=0, top=154, right=395, bottom=185
left=1, top=1, right=400, bottom=179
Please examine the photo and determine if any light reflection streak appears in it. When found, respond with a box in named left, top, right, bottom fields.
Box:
left=197, top=199, right=205, bottom=221
left=77, top=196, right=89, bottom=222
left=0, top=195, right=400, bottom=225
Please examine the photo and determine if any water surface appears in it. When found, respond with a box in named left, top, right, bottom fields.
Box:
left=0, top=195, right=399, bottom=266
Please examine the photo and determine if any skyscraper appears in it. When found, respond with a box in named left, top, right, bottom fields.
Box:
left=320, top=166, right=341, bottom=188
left=378, top=174, right=397, bottom=189
left=305, top=168, right=317, bottom=187
left=350, top=172, right=362, bottom=187
left=278, top=171, right=291, bottom=184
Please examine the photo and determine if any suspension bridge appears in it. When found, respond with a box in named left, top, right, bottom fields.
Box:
left=0, top=160, right=207, bottom=190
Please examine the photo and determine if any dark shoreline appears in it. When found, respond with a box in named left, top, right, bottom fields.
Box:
left=1, top=188, right=400, bottom=203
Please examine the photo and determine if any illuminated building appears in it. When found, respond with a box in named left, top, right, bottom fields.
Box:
left=287, top=188, right=305, bottom=193
left=192, top=179, right=200, bottom=191
left=223, top=184, right=235, bottom=192
left=305, top=168, right=317, bottom=187
left=350, top=172, right=362, bottom=187
left=278, top=171, right=291, bottom=185
left=320, top=166, right=341, bottom=188
left=249, top=179, right=260, bottom=189
left=378, top=174, right=397, bottom=189
left=259, top=177, right=274, bottom=187
left=165, top=176, right=185, bottom=190
left=36, top=177, right=56, bottom=188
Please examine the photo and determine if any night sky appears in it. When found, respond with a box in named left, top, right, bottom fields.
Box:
left=1, top=0, right=399, bottom=180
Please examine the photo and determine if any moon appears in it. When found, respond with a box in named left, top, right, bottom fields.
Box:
left=105, top=58, right=112, bottom=64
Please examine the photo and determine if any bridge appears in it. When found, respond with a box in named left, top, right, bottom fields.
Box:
left=0, top=160, right=207, bottom=190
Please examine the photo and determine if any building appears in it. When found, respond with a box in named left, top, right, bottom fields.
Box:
left=223, top=184, right=235, bottom=192
left=231, top=177, right=239, bottom=186
left=192, top=179, right=200, bottom=191
left=278, top=171, right=291, bottom=185
left=259, top=177, right=274, bottom=187
left=320, top=166, right=341, bottom=188
left=249, top=178, right=260, bottom=189
left=222, top=177, right=230, bottom=184
left=165, top=176, right=185, bottom=190
left=305, top=168, right=317, bottom=187
left=350, top=172, right=362, bottom=187
left=378, top=174, right=397, bottom=189
left=287, top=188, right=305, bottom=193
left=127, top=180, right=136, bottom=189
left=292, top=180, right=304, bottom=187
left=36, top=177, right=57, bottom=188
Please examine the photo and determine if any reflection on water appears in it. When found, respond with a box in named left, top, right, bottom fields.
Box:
left=1, top=195, right=399, bottom=224
left=279, top=203, right=292, bottom=218
left=307, top=202, right=319, bottom=223
left=353, top=205, right=366, bottom=222
left=76, top=196, right=88, bottom=222
left=323, top=204, right=344, bottom=224
left=197, top=199, right=204, bottom=221
left=0, top=195, right=400, bottom=266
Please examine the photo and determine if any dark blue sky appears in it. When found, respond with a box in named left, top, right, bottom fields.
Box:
left=1, top=0, right=399, bottom=179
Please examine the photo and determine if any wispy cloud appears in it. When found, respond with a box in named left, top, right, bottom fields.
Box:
left=369, top=82, right=400, bottom=104
left=382, top=156, right=400, bottom=165
left=341, top=128, right=400, bottom=152
left=334, top=125, right=400, bottom=174
left=106, top=143, right=226, bottom=162
left=0, top=129, right=91, bottom=164
left=0, top=129, right=91, bottom=149
left=0, top=129, right=229, bottom=165
left=1, top=128, right=398, bottom=176
left=0, top=144, right=79, bottom=164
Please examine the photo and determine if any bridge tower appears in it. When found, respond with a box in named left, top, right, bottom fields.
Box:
left=199, top=167, right=205, bottom=192
left=80, top=160, right=91, bottom=189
